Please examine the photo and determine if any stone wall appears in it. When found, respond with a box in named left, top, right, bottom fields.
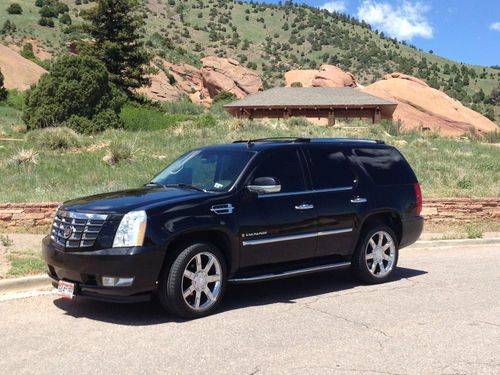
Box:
left=0, top=199, right=498, bottom=230
left=421, top=198, right=500, bottom=223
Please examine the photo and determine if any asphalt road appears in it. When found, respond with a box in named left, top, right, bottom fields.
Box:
left=1, top=243, right=499, bottom=375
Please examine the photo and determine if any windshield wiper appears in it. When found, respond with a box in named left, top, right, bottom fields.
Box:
left=164, top=183, right=207, bottom=192
left=145, top=181, right=166, bottom=188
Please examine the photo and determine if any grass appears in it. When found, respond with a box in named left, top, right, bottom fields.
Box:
left=0, top=105, right=499, bottom=202
left=0, top=234, right=13, bottom=247
left=7, top=251, right=46, bottom=277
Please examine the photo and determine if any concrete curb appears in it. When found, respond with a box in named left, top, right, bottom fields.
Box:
left=410, top=237, right=500, bottom=248
left=0, top=275, right=51, bottom=295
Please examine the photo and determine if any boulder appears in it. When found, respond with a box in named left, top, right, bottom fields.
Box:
left=136, top=66, right=181, bottom=102
left=284, top=70, right=317, bottom=87
left=0, top=45, right=47, bottom=91
left=285, top=65, right=358, bottom=88
left=363, top=73, right=498, bottom=136
left=311, top=64, right=358, bottom=88
left=200, top=56, right=263, bottom=98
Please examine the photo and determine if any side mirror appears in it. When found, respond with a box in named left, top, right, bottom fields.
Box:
left=247, top=177, right=281, bottom=194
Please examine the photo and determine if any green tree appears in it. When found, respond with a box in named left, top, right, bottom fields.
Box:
left=0, top=68, right=8, bottom=101
left=23, top=55, right=125, bottom=132
left=83, top=0, right=151, bottom=92
left=7, top=3, right=23, bottom=14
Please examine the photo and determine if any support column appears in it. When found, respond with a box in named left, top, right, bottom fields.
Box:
left=328, top=109, right=335, bottom=126
left=373, top=108, right=381, bottom=124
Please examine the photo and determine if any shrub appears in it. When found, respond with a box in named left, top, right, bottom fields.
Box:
left=63, top=115, right=93, bottom=134
left=0, top=68, right=7, bottom=101
left=23, top=55, right=125, bottom=133
left=212, top=91, right=236, bottom=104
left=290, top=81, right=303, bottom=87
left=27, top=127, right=81, bottom=150
left=381, top=119, right=403, bottom=136
left=8, top=149, right=38, bottom=167
left=161, top=99, right=205, bottom=115
left=21, top=43, right=35, bottom=60
left=194, top=113, right=217, bottom=127
left=59, top=13, right=71, bottom=25
left=465, top=224, right=483, bottom=239
left=0, top=234, right=13, bottom=247
left=286, top=117, right=311, bottom=127
left=38, top=17, right=54, bottom=27
left=103, top=139, right=135, bottom=165
left=35, top=0, right=45, bottom=7
left=483, top=130, right=500, bottom=143
left=6, top=3, right=23, bottom=15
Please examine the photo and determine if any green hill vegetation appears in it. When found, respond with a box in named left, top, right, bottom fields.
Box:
left=0, top=0, right=499, bottom=120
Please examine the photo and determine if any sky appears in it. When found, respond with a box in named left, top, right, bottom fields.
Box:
left=260, top=0, right=500, bottom=67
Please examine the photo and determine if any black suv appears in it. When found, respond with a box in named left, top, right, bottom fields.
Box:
left=43, top=138, right=423, bottom=318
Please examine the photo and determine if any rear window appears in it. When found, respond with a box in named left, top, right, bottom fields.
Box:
left=353, top=147, right=416, bottom=185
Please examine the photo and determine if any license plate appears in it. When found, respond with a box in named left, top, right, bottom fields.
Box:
left=57, top=280, right=75, bottom=299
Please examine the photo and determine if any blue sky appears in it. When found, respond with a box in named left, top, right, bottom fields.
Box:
left=261, top=1, right=500, bottom=67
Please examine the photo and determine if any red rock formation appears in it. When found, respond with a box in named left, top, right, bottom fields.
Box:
left=200, top=56, right=263, bottom=98
left=363, top=73, right=498, bottom=136
left=285, top=65, right=358, bottom=88
left=0, top=45, right=47, bottom=91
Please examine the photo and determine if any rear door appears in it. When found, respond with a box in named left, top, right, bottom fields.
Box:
left=238, top=148, right=318, bottom=268
left=304, top=145, right=360, bottom=257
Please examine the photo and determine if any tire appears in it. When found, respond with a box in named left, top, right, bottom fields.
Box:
left=351, top=224, right=399, bottom=284
left=159, top=242, right=227, bottom=319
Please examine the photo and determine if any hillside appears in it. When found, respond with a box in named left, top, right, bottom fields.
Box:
left=0, top=0, right=499, bottom=121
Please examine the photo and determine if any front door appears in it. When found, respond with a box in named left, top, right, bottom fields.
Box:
left=238, top=148, right=318, bottom=268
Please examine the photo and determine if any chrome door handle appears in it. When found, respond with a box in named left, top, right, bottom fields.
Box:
left=295, top=204, right=314, bottom=210
left=350, top=197, right=368, bottom=204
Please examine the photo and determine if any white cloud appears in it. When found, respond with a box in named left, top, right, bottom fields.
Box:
left=320, top=1, right=347, bottom=13
left=490, top=22, right=500, bottom=32
left=357, top=1, right=433, bottom=41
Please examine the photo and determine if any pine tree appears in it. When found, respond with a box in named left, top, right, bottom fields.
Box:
left=83, top=0, right=151, bottom=92
left=0, top=67, right=8, bottom=101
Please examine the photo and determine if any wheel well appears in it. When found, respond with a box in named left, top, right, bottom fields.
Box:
left=160, top=230, right=233, bottom=277
left=360, top=212, right=402, bottom=245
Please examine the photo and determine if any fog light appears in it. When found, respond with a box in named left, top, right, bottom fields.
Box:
left=102, top=276, right=134, bottom=287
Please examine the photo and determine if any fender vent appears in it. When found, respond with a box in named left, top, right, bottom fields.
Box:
left=210, top=204, right=235, bottom=215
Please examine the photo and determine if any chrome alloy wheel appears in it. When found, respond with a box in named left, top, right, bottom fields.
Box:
left=365, top=231, right=396, bottom=277
left=181, top=252, right=222, bottom=311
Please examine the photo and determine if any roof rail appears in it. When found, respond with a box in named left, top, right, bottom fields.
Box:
left=233, top=137, right=311, bottom=146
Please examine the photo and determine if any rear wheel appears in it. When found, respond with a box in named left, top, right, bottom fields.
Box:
left=159, top=242, right=226, bottom=319
left=351, top=224, right=398, bottom=284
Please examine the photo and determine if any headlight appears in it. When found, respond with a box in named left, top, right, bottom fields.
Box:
left=113, top=210, right=147, bottom=247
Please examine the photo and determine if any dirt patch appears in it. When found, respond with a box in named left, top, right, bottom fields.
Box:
left=8, top=38, right=52, bottom=60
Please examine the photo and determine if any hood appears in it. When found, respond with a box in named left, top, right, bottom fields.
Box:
left=61, top=187, right=209, bottom=215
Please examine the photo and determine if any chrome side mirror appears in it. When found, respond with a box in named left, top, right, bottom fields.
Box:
left=247, top=177, right=281, bottom=194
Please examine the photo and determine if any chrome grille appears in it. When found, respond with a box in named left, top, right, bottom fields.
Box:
left=51, top=211, right=108, bottom=249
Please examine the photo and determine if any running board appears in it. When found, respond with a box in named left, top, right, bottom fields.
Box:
left=228, top=261, right=351, bottom=284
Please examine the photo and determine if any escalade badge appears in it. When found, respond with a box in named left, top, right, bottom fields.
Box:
left=63, top=225, right=74, bottom=239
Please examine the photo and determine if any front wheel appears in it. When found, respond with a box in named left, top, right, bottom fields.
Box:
left=351, top=225, right=399, bottom=284
left=159, top=242, right=227, bottom=319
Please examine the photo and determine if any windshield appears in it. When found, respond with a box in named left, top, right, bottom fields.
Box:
left=151, top=149, right=255, bottom=192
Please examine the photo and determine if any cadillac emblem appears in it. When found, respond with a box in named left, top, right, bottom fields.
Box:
left=63, top=224, right=74, bottom=239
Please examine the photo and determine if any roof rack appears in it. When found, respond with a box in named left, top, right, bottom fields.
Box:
left=233, top=137, right=311, bottom=146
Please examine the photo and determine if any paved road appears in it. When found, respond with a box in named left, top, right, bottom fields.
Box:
left=1, top=243, right=499, bottom=375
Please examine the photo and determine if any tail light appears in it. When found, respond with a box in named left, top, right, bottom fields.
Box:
left=414, top=183, right=422, bottom=216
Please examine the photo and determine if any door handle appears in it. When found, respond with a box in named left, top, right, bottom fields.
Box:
left=350, top=197, right=368, bottom=204
left=295, top=204, right=314, bottom=210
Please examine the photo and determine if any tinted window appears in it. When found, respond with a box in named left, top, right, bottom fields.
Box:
left=354, top=147, right=416, bottom=185
left=253, top=149, right=306, bottom=193
left=307, top=147, right=355, bottom=189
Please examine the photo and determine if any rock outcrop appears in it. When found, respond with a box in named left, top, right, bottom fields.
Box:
left=285, top=65, right=358, bottom=88
left=363, top=73, right=498, bottom=136
left=138, top=56, right=262, bottom=106
left=0, top=45, right=47, bottom=91
left=200, top=56, right=263, bottom=99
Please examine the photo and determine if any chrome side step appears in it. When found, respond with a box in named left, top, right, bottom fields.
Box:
left=228, top=261, right=351, bottom=284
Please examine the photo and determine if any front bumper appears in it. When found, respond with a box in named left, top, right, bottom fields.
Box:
left=42, top=236, right=165, bottom=303
left=400, top=216, right=424, bottom=248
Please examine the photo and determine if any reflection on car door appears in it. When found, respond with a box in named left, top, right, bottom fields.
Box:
left=238, top=148, right=318, bottom=268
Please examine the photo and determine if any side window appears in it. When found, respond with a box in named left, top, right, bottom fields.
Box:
left=252, top=149, right=306, bottom=193
left=307, top=147, right=355, bottom=189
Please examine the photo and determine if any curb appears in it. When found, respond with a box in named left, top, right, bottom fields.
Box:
left=0, top=275, right=51, bottom=295
left=410, top=237, right=500, bottom=249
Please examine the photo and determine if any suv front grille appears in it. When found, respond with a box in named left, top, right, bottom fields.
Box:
left=51, top=211, right=108, bottom=249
